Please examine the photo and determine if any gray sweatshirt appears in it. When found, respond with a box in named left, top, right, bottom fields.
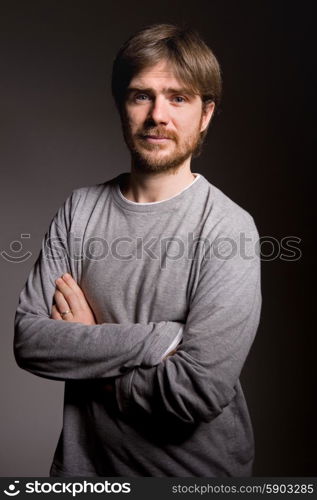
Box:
left=14, top=172, right=261, bottom=477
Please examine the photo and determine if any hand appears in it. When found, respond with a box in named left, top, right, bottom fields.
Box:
left=51, top=273, right=96, bottom=325
left=162, top=348, right=178, bottom=360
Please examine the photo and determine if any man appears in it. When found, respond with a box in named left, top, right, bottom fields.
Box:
left=14, top=24, right=261, bottom=477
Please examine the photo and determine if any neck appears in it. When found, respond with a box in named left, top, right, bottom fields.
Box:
left=121, top=159, right=196, bottom=203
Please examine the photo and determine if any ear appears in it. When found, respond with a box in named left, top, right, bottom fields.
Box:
left=200, top=101, right=215, bottom=133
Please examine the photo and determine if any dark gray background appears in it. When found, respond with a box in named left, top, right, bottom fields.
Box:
left=0, top=1, right=315, bottom=476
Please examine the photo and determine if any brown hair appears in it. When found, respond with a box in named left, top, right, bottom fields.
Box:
left=111, top=23, right=222, bottom=114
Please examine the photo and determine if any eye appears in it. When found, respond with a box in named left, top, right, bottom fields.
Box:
left=172, top=96, right=186, bottom=104
left=135, top=93, right=150, bottom=102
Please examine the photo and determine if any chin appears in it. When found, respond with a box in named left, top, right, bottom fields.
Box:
left=131, top=150, right=191, bottom=174
left=126, top=133, right=200, bottom=174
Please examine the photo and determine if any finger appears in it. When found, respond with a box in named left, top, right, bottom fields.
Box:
left=163, top=348, right=178, bottom=360
left=55, top=277, right=81, bottom=312
left=54, top=289, right=72, bottom=315
left=51, top=304, right=62, bottom=320
left=56, top=273, right=89, bottom=309
left=61, top=273, right=89, bottom=308
left=62, top=274, right=85, bottom=298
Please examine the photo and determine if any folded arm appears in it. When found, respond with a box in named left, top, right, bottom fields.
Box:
left=114, top=215, right=262, bottom=425
left=14, top=193, right=183, bottom=381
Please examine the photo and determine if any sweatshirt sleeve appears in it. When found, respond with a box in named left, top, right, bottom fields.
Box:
left=14, top=191, right=183, bottom=381
left=114, top=211, right=262, bottom=424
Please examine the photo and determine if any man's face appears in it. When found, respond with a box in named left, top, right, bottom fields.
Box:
left=122, top=59, right=214, bottom=173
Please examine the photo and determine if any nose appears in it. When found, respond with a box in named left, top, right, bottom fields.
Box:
left=148, top=96, right=170, bottom=125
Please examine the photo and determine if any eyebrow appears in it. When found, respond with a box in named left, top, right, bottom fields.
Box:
left=127, top=87, right=197, bottom=97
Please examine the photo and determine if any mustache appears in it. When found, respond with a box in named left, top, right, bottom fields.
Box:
left=136, top=127, right=177, bottom=141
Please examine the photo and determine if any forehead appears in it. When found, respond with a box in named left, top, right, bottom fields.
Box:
left=129, top=59, right=191, bottom=91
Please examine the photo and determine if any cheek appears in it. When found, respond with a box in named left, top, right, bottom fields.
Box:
left=174, top=113, right=202, bottom=137
left=125, top=106, right=149, bottom=130
left=125, top=111, right=135, bottom=127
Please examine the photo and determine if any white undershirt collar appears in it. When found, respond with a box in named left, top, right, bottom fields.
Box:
left=118, top=173, right=201, bottom=205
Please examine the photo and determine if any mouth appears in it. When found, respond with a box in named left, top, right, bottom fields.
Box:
left=142, top=135, right=172, bottom=143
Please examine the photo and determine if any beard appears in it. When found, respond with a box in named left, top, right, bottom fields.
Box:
left=122, top=118, right=204, bottom=174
